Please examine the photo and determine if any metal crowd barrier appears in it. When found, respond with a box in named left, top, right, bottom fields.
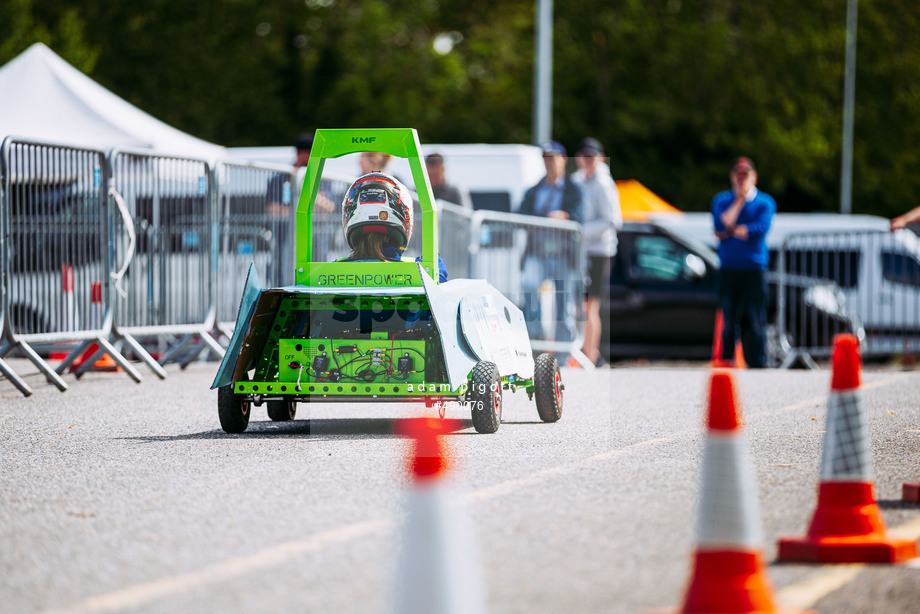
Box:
left=0, top=137, right=142, bottom=395
left=109, top=149, right=222, bottom=370
left=770, top=271, right=863, bottom=369
left=212, top=165, right=353, bottom=338
left=776, top=228, right=920, bottom=366
left=468, top=210, right=588, bottom=363
left=0, top=145, right=591, bottom=395
left=213, top=160, right=294, bottom=338
left=436, top=201, right=474, bottom=279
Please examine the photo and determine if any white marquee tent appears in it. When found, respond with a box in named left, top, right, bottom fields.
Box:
left=0, top=43, right=225, bottom=161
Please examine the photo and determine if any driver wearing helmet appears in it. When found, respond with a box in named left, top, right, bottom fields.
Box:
left=339, top=172, right=448, bottom=282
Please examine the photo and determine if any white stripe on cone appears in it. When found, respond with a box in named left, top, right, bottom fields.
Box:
left=393, top=478, right=487, bottom=614
left=392, top=418, right=487, bottom=614
left=696, top=432, right=763, bottom=550
left=820, top=390, right=874, bottom=482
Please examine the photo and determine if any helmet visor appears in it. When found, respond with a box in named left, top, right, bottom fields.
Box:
left=358, top=188, right=389, bottom=206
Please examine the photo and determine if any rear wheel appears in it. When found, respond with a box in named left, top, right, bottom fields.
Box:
left=218, top=384, right=251, bottom=433
left=469, top=361, right=502, bottom=434
left=267, top=399, right=296, bottom=421
left=534, top=353, right=563, bottom=422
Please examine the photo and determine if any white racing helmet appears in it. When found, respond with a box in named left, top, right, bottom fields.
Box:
left=341, top=172, right=414, bottom=249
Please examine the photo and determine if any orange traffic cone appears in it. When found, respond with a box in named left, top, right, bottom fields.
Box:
left=777, top=334, right=918, bottom=563
left=70, top=281, right=119, bottom=372
left=71, top=346, right=120, bottom=372
left=711, top=309, right=746, bottom=369
left=393, top=418, right=487, bottom=614
left=658, top=371, right=802, bottom=614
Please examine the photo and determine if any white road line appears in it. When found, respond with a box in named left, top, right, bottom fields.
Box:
left=863, top=372, right=912, bottom=392
left=41, top=520, right=389, bottom=614
left=775, top=515, right=920, bottom=610
left=775, top=565, right=866, bottom=611
left=886, top=514, right=920, bottom=543
left=468, top=436, right=679, bottom=501
left=42, top=373, right=915, bottom=613
left=749, top=372, right=910, bottom=417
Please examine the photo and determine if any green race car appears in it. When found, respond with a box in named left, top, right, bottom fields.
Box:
left=211, top=128, right=563, bottom=434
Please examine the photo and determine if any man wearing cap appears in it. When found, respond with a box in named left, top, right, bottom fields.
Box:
left=267, top=133, right=334, bottom=214
left=573, top=137, right=622, bottom=367
left=711, top=156, right=776, bottom=368
left=518, top=140, right=585, bottom=345
left=293, top=132, right=313, bottom=168
left=266, top=133, right=337, bottom=277
left=520, top=141, right=585, bottom=222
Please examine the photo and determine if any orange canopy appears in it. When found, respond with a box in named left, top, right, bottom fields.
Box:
left=616, top=179, right=681, bottom=221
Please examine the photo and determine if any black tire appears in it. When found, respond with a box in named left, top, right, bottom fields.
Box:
left=469, top=361, right=502, bottom=434
left=218, top=384, right=251, bottom=433
left=267, top=399, right=296, bottom=421
left=534, top=353, right=563, bottom=423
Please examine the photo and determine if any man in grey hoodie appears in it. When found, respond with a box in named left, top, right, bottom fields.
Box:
left=573, top=137, right=623, bottom=367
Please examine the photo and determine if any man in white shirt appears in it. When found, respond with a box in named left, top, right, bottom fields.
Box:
left=573, top=137, right=622, bottom=367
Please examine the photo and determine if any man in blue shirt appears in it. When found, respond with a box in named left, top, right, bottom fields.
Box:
left=711, top=156, right=776, bottom=368
left=519, top=141, right=585, bottom=222
left=519, top=140, right=585, bottom=345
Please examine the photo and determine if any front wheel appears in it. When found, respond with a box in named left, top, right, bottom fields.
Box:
left=267, top=399, right=296, bottom=421
left=469, top=361, right=502, bottom=434
left=534, top=353, right=563, bottom=422
left=218, top=384, right=251, bottom=433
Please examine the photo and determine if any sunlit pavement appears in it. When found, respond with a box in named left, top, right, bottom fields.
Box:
left=2, top=359, right=919, bottom=613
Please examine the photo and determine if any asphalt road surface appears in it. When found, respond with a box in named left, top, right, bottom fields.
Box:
left=2, top=359, right=920, bottom=613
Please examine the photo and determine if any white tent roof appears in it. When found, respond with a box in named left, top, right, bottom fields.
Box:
left=0, top=43, right=225, bottom=161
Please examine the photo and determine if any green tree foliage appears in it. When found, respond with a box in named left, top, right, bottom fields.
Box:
left=2, top=0, right=918, bottom=217
left=0, top=0, right=99, bottom=71
left=556, top=1, right=849, bottom=212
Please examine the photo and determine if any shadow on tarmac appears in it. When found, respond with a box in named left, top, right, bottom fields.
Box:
left=117, top=417, right=476, bottom=442
left=878, top=498, right=920, bottom=510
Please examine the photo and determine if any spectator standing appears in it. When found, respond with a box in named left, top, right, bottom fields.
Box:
left=263, top=134, right=309, bottom=284
left=425, top=153, right=473, bottom=209
left=267, top=133, right=338, bottom=274
left=518, top=140, right=585, bottom=346
left=268, top=133, right=334, bottom=215
left=572, top=137, right=622, bottom=367
left=293, top=132, right=313, bottom=170
left=711, top=156, right=776, bottom=368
